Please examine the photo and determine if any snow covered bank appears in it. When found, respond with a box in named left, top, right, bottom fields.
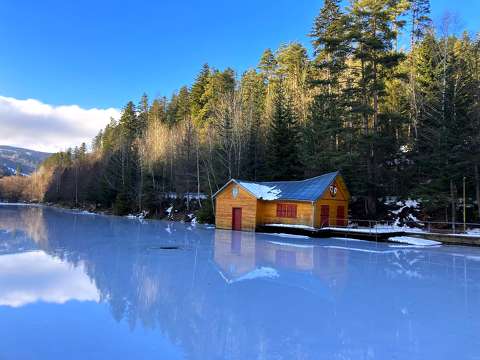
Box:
left=388, top=236, right=441, bottom=246
left=0, top=202, right=42, bottom=207
left=323, top=226, right=400, bottom=234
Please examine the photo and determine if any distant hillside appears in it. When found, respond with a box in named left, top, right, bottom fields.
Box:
left=0, top=146, right=51, bottom=176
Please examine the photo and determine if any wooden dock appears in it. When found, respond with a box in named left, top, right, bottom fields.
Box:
left=258, top=225, right=405, bottom=241
left=257, top=225, right=480, bottom=246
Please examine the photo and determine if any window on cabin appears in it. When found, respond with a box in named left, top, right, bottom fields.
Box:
left=276, top=204, right=297, bottom=218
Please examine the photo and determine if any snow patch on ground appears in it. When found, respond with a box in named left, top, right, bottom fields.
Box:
left=164, top=192, right=207, bottom=200
left=324, top=226, right=400, bottom=234
left=187, top=213, right=197, bottom=225
left=386, top=198, right=423, bottom=229
left=437, top=232, right=480, bottom=238
left=0, top=202, right=42, bottom=207
left=79, top=210, right=97, bottom=215
left=388, top=236, right=441, bottom=246
left=126, top=211, right=148, bottom=221
left=323, top=245, right=400, bottom=255
left=388, top=244, right=441, bottom=249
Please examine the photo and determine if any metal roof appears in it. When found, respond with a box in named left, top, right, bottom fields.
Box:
left=215, top=171, right=340, bottom=201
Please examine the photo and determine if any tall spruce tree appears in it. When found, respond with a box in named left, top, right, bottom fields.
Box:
left=348, top=0, right=409, bottom=217
left=408, top=0, right=431, bottom=140
left=137, top=93, right=149, bottom=136
left=240, top=69, right=266, bottom=180
left=190, top=64, right=211, bottom=125
left=267, top=82, right=302, bottom=180
left=306, top=0, right=351, bottom=177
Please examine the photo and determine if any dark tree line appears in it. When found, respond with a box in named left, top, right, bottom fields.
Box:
left=3, top=0, right=480, bottom=222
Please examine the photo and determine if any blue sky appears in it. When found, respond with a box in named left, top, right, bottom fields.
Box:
left=0, top=0, right=478, bottom=152
left=1, top=0, right=478, bottom=109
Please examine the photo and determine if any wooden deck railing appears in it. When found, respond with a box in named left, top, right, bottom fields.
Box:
left=321, top=218, right=480, bottom=236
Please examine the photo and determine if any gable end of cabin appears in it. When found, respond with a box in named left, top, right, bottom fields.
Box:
left=215, top=182, right=257, bottom=231
left=314, top=175, right=350, bottom=228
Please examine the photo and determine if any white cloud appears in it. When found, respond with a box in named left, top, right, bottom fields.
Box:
left=0, top=251, right=99, bottom=308
left=0, top=95, right=120, bottom=153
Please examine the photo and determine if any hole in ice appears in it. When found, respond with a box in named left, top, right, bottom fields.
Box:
left=148, top=246, right=180, bottom=250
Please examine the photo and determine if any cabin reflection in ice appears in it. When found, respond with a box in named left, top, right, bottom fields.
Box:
left=214, top=230, right=348, bottom=293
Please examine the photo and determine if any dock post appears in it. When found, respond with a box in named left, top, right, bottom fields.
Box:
left=464, top=176, right=467, bottom=233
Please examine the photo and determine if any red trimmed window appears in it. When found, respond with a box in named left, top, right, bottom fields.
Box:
left=276, top=204, right=297, bottom=218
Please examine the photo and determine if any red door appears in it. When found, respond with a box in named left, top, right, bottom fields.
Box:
left=232, top=208, right=242, bottom=231
left=336, top=206, right=346, bottom=226
left=320, top=205, right=329, bottom=227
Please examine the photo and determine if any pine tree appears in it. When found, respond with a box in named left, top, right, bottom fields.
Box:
left=137, top=93, right=149, bottom=136
left=190, top=64, right=211, bottom=125
left=240, top=70, right=266, bottom=180
left=119, top=101, right=138, bottom=143
left=348, top=0, right=409, bottom=217
left=149, top=97, right=167, bottom=124
left=78, top=142, right=87, bottom=160
left=306, top=0, right=351, bottom=177
left=408, top=0, right=431, bottom=140
left=310, top=0, right=350, bottom=81
left=276, top=43, right=311, bottom=123
left=258, top=49, right=277, bottom=79
left=409, top=0, right=431, bottom=44
left=267, top=82, right=302, bottom=180
left=92, top=130, right=103, bottom=153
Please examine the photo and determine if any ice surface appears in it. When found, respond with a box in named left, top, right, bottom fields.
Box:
left=267, top=240, right=314, bottom=247
left=1, top=203, right=480, bottom=360
left=264, top=233, right=311, bottom=240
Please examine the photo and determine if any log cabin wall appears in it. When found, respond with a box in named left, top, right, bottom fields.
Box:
left=256, top=200, right=314, bottom=227
left=215, top=182, right=257, bottom=231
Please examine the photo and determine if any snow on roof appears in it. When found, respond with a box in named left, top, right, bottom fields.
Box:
left=237, top=181, right=282, bottom=200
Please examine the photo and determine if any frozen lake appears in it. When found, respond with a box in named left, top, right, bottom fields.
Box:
left=1, top=204, right=480, bottom=359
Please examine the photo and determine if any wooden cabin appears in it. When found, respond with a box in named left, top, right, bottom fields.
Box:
left=213, top=171, right=350, bottom=231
